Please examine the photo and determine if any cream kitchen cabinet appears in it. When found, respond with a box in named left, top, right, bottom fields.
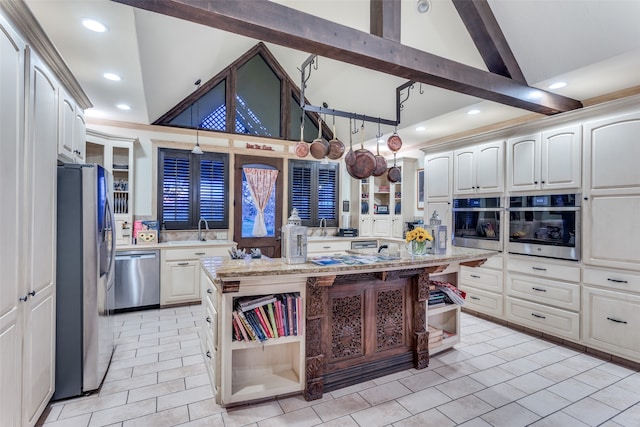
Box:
left=161, top=245, right=235, bottom=306
left=307, top=239, right=350, bottom=255
left=505, top=255, right=581, bottom=342
left=57, top=87, right=85, bottom=163
left=506, top=125, right=582, bottom=192
left=424, top=152, right=452, bottom=231
left=583, top=110, right=640, bottom=271
left=1, top=13, right=59, bottom=425
left=459, top=254, right=504, bottom=318
left=85, top=130, right=136, bottom=247
left=453, top=141, right=504, bottom=195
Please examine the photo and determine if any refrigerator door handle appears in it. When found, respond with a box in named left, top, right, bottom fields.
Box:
left=104, top=196, right=116, bottom=282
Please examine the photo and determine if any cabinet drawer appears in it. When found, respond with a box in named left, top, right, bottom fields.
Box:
left=461, top=286, right=504, bottom=317
left=583, top=286, right=640, bottom=360
left=507, top=273, right=580, bottom=311
left=164, top=246, right=230, bottom=261
left=307, top=240, right=350, bottom=254
left=205, top=298, right=218, bottom=352
left=584, top=267, right=640, bottom=293
left=507, top=256, right=580, bottom=282
left=506, top=297, right=580, bottom=341
left=460, top=266, right=503, bottom=293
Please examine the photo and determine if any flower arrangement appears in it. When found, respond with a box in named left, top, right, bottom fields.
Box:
left=405, top=226, right=433, bottom=255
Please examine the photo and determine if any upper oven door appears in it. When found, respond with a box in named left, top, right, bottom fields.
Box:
left=508, top=193, right=581, bottom=260
left=452, top=197, right=503, bottom=251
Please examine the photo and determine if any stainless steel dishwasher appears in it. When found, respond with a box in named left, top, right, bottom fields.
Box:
left=114, top=250, right=160, bottom=311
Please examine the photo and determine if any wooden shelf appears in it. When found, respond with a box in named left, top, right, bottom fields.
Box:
left=231, top=335, right=302, bottom=350
left=428, top=303, right=459, bottom=316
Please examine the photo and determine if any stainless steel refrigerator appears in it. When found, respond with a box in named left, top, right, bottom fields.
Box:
left=54, top=163, right=116, bottom=400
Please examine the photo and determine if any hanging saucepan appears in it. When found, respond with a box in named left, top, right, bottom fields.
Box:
left=345, top=119, right=356, bottom=166
left=372, top=140, right=387, bottom=177
left=387, top=130, right=403, bottom=152
left=295, top=124, right=309, bottom=158
left=327, top=120, right=345, bottom=160
left=310, top=118, right=329, bottom=159
left=387, top=152, right=401, bottom=183
left=350, top=124, right=376, bottom=179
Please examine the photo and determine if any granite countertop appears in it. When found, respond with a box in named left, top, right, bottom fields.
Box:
left=201, top=246, right=498, bottom=280
left=116, top=240, right=236, bottom=251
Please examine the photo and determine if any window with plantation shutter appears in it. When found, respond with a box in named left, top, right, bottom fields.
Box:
left=289, top=160, right=339, bottom=227
left=158, top=148, right=228, bottom=229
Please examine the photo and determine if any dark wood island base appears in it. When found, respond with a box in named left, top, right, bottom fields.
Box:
left=304, top=265, right=447, bottom=401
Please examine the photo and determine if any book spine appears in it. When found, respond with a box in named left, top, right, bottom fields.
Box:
left=296, top=296, right=302, bottom=336
left=231, top=315, right=243, bottom=341
left=236, top=311, right=257, bottom=341
left=287, top=295, right=294, bottom=336
left=266, top=303, right=279, bottom=338
left=274, top=301, right=283, bottom=337
left=258, top=305, right=275, bottom=338
left=281, top=299, right=289, bottom=336
left=245, top=310, right=267, bottom=341
left=251, top=308, right=272, bottom=339
left=232, top=311, right=250, bottom=342
left=240, top=296, right=277, bottom=312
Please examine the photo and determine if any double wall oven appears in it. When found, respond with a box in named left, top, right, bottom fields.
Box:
left=507, top=193, right=581, bottom=261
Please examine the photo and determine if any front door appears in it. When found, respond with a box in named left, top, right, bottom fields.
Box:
left=234, top=155, right=283, bottom=257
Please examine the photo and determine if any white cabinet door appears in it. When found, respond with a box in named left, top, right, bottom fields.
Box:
left=541, top=125, right=581, bottom=190
left=23, top=53, right=58, bottom=426
left=359, top=216, right=372, bottom=237
left=453, top=148, right=475, bottom=194
left=454, top=142, right=503, bottom=194
left=0, top=15, right=25, bottom=427
left=74, top=107, right=86, bottom=163
left=58, top=87, right=75, bottom=161
left=476, top=141, right=504, bottom=193
left=372, top=217, right=392, bottom=237
left=425, top=152, right=452, bottom=199
left=584, top=111, right=640, bottom=195
left=391, top=216, right=404, bottom=238
left=507, top=133, right=540, bottom=192
left=162, top=260, right=199, bottom=305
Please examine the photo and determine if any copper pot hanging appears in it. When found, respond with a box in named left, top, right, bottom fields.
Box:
left=372, top=140, right=387, bottom=177
left=295, top=124, right=309, bottom=158
left=349, top=124, right=376, bottom=179
left=345, top=119, right=356, bottom=167
left=310, top=118, right=329, bottom=159
left=327, top=121, right=345, bottom=160
left=387, top=131, right=403, bottom=152
left=387, top=152, right=401, bottom=183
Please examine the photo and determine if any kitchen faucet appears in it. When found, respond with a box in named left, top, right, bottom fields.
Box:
left=198, top=217, right=209, bottom=241
left=319, top=218, right=327, bottom=237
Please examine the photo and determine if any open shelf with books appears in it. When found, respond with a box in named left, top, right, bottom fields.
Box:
left=427, top=270, right=462, bottom=354
left=211, top=277, right=306, bottom=406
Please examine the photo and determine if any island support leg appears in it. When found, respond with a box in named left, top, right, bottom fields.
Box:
left=413, top=269, right=431, bottom=369
left=304, top=276, right=334, bottom=400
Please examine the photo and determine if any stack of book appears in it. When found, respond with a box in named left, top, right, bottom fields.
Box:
left=231, top=293, right=302, bottom=342
left=428, top=290, right=452, bottom=308
left=428, top=325, right=444, bottom=349
left=430, top=280, right=467, bottom=305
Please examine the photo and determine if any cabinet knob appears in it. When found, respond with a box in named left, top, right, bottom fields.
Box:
left=534, top=181, right=538, bottom=184
left=19, top=295, right=29, bottom=302
left=206, top=317, right=212, bottom=323
left=584, top=197, right=589, bottom=201
left=206, top=350, right=212, bottom=359
left=541, top=181, right=545, bottom=184
left=206, top=288, right=213, bottom=294
left=28, top=290, right=36, bottom=297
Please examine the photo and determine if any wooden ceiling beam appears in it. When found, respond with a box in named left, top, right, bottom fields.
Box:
left=112, top=0, right=582, bottom=115
left=370, top=0, right=401, bottom=43
left=453, top=0, right=527, bottom=84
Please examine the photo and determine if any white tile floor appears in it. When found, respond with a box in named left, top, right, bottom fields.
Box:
left=37, top=305, right=640, bottom=427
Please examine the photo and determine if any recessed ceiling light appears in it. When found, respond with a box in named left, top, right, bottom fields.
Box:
left=103, top=72, right=121, bottom=81
left=415, top=126, right=426, bottom=131
left=116, top=104, right=131, bottom=111
left=377, top=138, right=385, bottom=143
left=82, top=19, right=108, bottom=33
left=548, top=81, right=567, bottom=90
left=467, top=109, right=480, bottom=115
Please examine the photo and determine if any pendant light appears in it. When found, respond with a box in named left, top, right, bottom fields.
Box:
left=191, top=79, right=203, bottom=155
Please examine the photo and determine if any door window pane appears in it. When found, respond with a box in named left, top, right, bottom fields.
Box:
left=241, top=165, right=277, bottom=238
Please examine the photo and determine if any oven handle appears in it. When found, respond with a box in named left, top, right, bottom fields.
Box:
left=506, top=207, right=580, bottom=212
left=452, top=208, right=504, bottom=212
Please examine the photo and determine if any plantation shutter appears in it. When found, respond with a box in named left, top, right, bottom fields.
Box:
left=161, top=154, right=190, bottom=226
left=288, top=160, right=338, bottom=227
left=318, top=165, right=337, bottom=221
left=200, top=157, right=226, bottom=224
left=290, top=162, right=312, bottom=222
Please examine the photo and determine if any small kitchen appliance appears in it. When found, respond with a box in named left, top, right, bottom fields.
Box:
left=281, top=208, right=308, bottom=264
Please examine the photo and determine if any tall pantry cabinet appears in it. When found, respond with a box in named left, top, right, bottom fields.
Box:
left=0, top=6, right=90, bottom=426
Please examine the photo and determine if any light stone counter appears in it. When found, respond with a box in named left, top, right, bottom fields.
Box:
left=116, top=239, right=236, bottom=251
left=201, top=246, right=497, bottom=284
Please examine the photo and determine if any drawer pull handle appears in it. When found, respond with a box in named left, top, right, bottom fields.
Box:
left=607, top=278, right=628, bottom=284
left=532, top=267, right=547, bottom=271
left=206, top=316, right=212, bottom=323
left=531, top=313, right=546, bottom=319
left=323, top=246, right=331, bottom=249
left=470, top=296, right=480, bottom=301
left=206, top=288, right=213, bottom=294
left=607, top=317, right=628, bottom=324
left=470, top=274, right=481, bottom=279
left=195, top=252, right=206, bottom=255
left=177, top=262, right=190, bottom=266
left=532, top=287, right=547, bottom=292
left=206, top=350, right=212, bottom=359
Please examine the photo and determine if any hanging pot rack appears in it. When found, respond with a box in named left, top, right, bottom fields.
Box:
left=299, top=54, right=419, bottom=128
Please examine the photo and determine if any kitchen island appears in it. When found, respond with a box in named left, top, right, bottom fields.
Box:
left=199, top=247, right=496, bottom=406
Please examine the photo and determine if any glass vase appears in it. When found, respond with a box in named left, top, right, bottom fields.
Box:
left=407, top=240, right=428, bottom=256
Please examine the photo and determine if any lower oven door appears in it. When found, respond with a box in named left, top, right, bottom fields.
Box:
left=507, top=208, right=580, bottom=261
left=452, top=209, right=503, bottom=251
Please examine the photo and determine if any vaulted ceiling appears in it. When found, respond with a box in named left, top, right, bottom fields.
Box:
left=25, top=0, right=640, bottom=152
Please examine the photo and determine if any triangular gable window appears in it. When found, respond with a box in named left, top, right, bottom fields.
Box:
left=155, top=42, right=325, bottom=142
